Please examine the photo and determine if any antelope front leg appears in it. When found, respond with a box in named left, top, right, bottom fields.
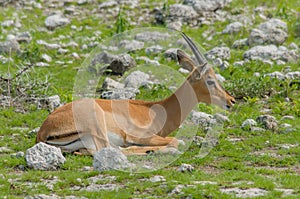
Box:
left=121, top=134, right=180, bottom=155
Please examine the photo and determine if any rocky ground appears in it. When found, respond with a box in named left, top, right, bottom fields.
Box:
left=0, top=0, right=299, bottom=198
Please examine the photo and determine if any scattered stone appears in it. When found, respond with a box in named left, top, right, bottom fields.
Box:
left=248, top=18, right=288, bottom=46
left=41, top=54, right=52, bottom=62
left=168, top=4, right=198, bottom=22
left=178, top=163, right=194, bottom=172
left=145, top=45, right=163, bottom=54
left=0, top=36, right=20, bottom=54
left=25, top=194, right=61, bottom=199
left=93, top=147, right=133, bottom=172
left=220, top=187, right=268, bottom=198
left=169, top=184, right=184, bottom=195
left=90, top=51, right=117, bottom=66
left=15, top=151, right=25, bottom=158
left=84, top=183, right=119, bottom=192
left=136, top=56, right=160, bottom=66
left=232, top=38, right=249, bottom=49
left=191, top=111, right=216, bottom=127
left=256, top=115, right=278, bottom=131
left=102, top=77, right=124, bottom=90
left=107, top=54, right=136, bottom=75
left=26, top=142, right=66, bottom=170
left=101, top=88, right=140, bottom=99
left=241, top=119, right=257, bottom=130
left=37, top=95, right=61, bottom=112
left=216, top=73, right=226, bottom=82
left=166, top=21, right=183, bottom=31
left=264, top=71, right=285, bottom=80
left=193, top=135, right=204, bottom=146
left=45, top=13, right=70, bottom=30
left=119, top=40, right=144, bottom=52
left=35, top=62, right=50, bottom=67
left=149, top=175, right=166, bottom=183
left=222, top=22, right=243, bottom=34
left=205, top=46, right=230, bottom=61
left=37, top=40, right=61, bottom=49
left=285, top=71, right=300, bottom=80
left=16, top=32, right=32, bottom=43
left=135, top=31, right=171, bottom=42
left=98, top=1, right=117, bottom=9
left=1, top=19, right=14, bottom=27
left=274, top=188, right=295, bottom=197
left=0, top=146, right=13, bottom=153
left=184, top=0, right=233, bottom=12
left=193, top=181, right=218, bottom=185
left=179, top=68, right=190, bottom=74
left=124, top=70, right=150, bottom=88
left=281, top=115, right=295, bottom=121
left=243, top=45, right=297, bottom=63
left=213, top=113, right=230, bottom=123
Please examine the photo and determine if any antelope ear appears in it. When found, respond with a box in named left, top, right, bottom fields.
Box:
left=177, top=49, right=196, bottom=72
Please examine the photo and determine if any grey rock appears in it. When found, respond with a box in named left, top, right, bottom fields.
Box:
left=26, top=142, right=66, bottom=170
left=184, top=0, right=232, bottom=12
left=281, top=115, right=295, bottom=121
left=45, top=14, right=70, bottom=30
left=243, top=45, right=297, bottom=63
left=41, top=54, right=52, bottom=62
left=136, top=56, right=160, bottom=66
left=135, top=31, right=171, bottom=42
left=222, top=22, right=243, bottom=34
left=213, top=113, right=230, bottom=123
left=108, top=54, right=136, bottom=75
left=93, top=147, right=133, bottom=172
left=216, top=73, right=226, bottom=82
left=16, top=32, right=32, bottom=43
left=166, top=21, right=183, bottom=31
left=1, top=19, right=14, bottom=27
left=25, top=194, right=61, bottom=199
left=169, top=185, right=185, bottom=195
left=101, top=88, right=140, bottom=99
left=205, top=46, right=230, bottom=61
left=256, top=115, right=278, bottom=131
left=37, top=95, right=61, bottom=112
left=16, top=151, right=25, bottom=158
left=84, top=183, right=118, bottom=192
left=220, top=187, right=268, bottom=198
left=98, top=1, right=117, bottom=9
left=37, top=40, right=61, bottom=49
left=289, top=42, right=298, bottom=49
left=124, top=71, right=150, bottom=88
left=0, top=36, right=20, bottom=54
left=241, top=119, right=257, bottom=130
left=90, top=51, right=117, bottom=66
left=191, top=111, right=217, bottom=127
left=119, top=40, right=144, bottom=52
left=264, top=71, right=285, bottom=80
left=149, top=175, right=166, bottom=182
left=102, top=77, right=124, bottom=90
left=0, top=146, right=13, bottom=153
left=232, top=38, right=249, bottom=49
left=178, top=163, right=194, bottom=172
left=248, top=18, right=288, bottom=45
left=285, top=71, right=300, bottom=80
left=35, top=62, right=50, bottom=67
left=145, top=45, right=163, bottom=54
left=169, top=4, right=198, bottom=21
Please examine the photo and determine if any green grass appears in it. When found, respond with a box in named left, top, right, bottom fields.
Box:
left=0, top=0, right=299, bottom=198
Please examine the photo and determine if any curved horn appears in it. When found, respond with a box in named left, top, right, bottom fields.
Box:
left=181, top=32, right=207, bottom=66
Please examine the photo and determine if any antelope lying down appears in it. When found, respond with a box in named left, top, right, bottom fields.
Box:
left=36, top=33, right=235, bottom=155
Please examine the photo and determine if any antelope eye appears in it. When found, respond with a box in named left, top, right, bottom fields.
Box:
left=206, top=79, right=216, bottom=86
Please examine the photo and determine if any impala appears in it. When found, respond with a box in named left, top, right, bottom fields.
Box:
left=36, top=33, right=235, bottom=155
